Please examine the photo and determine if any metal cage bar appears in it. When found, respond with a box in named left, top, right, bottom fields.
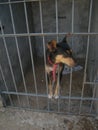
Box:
left=0, top=0, right=42, bottom=5
left=8, top=0, right=30, bottom=107
left=55, top=0, right=60, bottom=112
left=90, top=70, right=98, bottom=113
left=0, top=0, right=98, bottom=116
left=0, top=21, right=21, bottom=107
left=55, top=0, right=59, bottom=41
left=68, top=0, right=75, bottom=113
left=0, top=32, right=98, bottom=38
left=2, top=91, right=98, bottom=101
left=23, top=0, right=39, bottom=109
left=79, top=0, right=93, bottom=114
left=39, top=0, right=50, bottom=111
left=0, top=64, right=13, bottom=106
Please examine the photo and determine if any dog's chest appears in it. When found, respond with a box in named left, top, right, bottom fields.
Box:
left=46, top=64, right=62, bottom=74
left=45, top=65, right=53, bottom=73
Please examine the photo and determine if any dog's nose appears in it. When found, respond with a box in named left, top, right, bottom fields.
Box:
left=68, top=58, right=76, bottom=67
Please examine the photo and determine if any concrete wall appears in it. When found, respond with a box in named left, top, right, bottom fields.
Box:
left=0, top=2, right=32, bottom=92
left=32, top=0, right=90, bottom=58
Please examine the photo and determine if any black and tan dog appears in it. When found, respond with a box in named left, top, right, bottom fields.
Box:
left=46, top=34, right=76, bottom=99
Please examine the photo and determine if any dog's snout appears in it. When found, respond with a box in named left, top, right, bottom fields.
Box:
left=55, top=55, right=76, bottom=67
left=69, top=58, right=76, bottom=67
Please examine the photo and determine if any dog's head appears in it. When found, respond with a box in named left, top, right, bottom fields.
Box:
left=47, top=40, right=76, bottom=67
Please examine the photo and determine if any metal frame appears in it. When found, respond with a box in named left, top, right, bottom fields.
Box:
left=0, top=0, right=98, bottom=116
left=79, top=0, right=93, bottom=114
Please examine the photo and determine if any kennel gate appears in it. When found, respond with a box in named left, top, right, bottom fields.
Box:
left=0, top=0, right=98, bottom=116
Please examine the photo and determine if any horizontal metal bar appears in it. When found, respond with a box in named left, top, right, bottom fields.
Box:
left=0, top=0, right=46, bottom=5
left=2, top=91, right=98, bottom=101
left=84, top=82, right=98, bottom=85
left=0, top=32, right=98, bottom=38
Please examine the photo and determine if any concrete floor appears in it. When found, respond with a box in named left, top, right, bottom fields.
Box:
left=0, top=107, right=98, bottom=130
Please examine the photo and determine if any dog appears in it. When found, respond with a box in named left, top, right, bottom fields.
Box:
left=46, top=34, right=76, bottom=99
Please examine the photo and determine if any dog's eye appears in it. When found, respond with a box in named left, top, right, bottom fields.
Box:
left=63, top=52, right=69, bottom=57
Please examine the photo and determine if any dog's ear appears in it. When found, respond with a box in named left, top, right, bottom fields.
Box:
left=47, top=40, right=57, bottom=51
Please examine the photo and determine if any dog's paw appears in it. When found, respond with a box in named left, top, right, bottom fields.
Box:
left=54, top=95, right=59, bottom=99
left=48, top=94, right=53, bottom=99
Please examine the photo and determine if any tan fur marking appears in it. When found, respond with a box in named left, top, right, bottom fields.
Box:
left=47, top=40, right=57, bottom=51
left=51, top=40, right=57, bottom=48
left=55, top=55, right=75, bottom=67
left=45, top=65, right=53, bottom=73
left=54, top=85, right=59, bottom=97
left=48, top=84, right=53, bottom=97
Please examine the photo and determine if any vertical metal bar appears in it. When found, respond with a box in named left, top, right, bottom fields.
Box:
left=23, top=0, right=39, bottom=109
left=68, top=0, right=74, bottom=113
left=71, top=0, right=74, bottom=50
left=89, top=84, right=97, bottom=113
left=57, top=65, right=60, bottom=112
left=39, top=0, right=49, bottom=111
left=8, top=0, right=30, bottom=107
left=0, top=21, right=21, bottom=107
left=68, top=68, right=73, bottom=113
left=79, top=0, right=93, bottom=114
left=90, top=70, right=98, bottom=113
left=72, top=0, right=74, bottom=34
left=0, top=64, right=13, bottom=106
left=55, top=0, right=60, bottom=112
left=55, top=0, right=59, bottom=42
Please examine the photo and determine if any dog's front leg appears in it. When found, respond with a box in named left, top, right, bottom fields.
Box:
left=48, top=73, right=53, bottom=99
left=54, top=66, right=61, bottom=99
left=54, top=83, right=60, bottom=99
